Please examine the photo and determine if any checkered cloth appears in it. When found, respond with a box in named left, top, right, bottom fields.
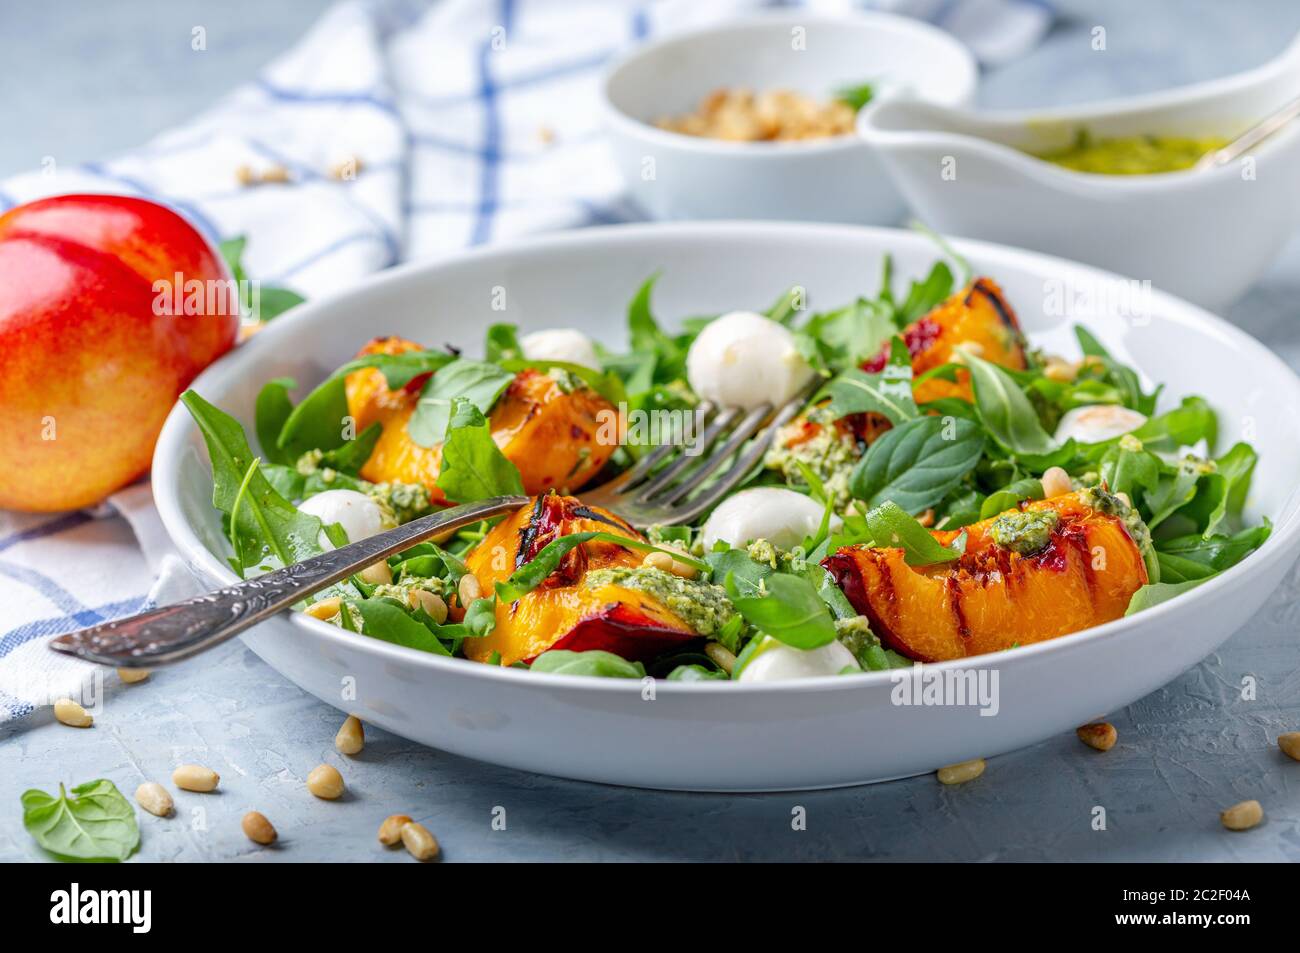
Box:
left=0, top=0, right=1053, bottom=723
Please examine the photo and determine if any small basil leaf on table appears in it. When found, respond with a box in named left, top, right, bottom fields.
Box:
left=726, top=573, right=837, bottom=650
left=864, top=500, right=965, bottom=566
left=21, top=779, right=139, bottom=862
left=850, top=415, right=985, bottom=513
left=960, top=346, right=1057, bottom=456
left=530, top=650, right=646, bottom=678
left=409, top=359, right=517, bottom=447
left=434, top=398, right=526, bottom=504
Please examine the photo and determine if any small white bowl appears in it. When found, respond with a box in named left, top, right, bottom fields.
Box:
left=600, top=11, right=976, bottom=224
left=857, top=34, right=1300, bottom=311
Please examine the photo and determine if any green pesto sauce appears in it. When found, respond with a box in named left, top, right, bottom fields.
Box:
left=1034, top=131, right=1228, bottom=175
left=990, top=508, right=1060, bottom=556
left=584, top=566, right=735, bottom=636
left=1078, top=485, right=1157, bottom=579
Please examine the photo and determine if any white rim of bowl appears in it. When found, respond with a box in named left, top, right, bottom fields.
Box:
left=153, top=221, right=1300, bottom=696
left=599, top=10, right=978, bottom=159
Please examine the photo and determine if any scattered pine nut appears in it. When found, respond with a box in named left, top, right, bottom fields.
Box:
left=536, top=125, right=556, bottom=145
left=1220, top=799, right=1263, bottom=831
left=704, top=641, right=736, bottom=674
left=1076, top=722, right=1117, bottom=752
left=378, top=814, right=412, bottom=846
left=53, top=698, right=93, bottom=728
left=1041, top=466, right=1072, bottom=498
left=135, top=782, right=174, bottom=817
left=173, top=763, right=220, bottom=792
left=937, top=758, right=985, bottom=785
left=305, top=596, right=342, bottom=621
left=458, top=573, right=482, bottom=606
left=1279, top=732, right=1300, bottom=762
left=260, top=164, right=291, bottom=184
left=916, top=509, right=936, bottom=528
left=242, top=811, right=277, bottom=845
left=358, top=560, right=392, bottom=586
left=306, top=763, right=345, bottom=800
left=400, top=821, right=440, bottom=861
left=118, top=667, right=150, bottom=684
left=328, top=155, right=364, bottom=180
left=414, top=589, right=448, bottom=624
left=235, top=164, right=257, bottom=186
left=335, top=715, right=365, bottom=756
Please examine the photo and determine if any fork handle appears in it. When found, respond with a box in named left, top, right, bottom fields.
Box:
left=48, top=495, right=528, bottom=668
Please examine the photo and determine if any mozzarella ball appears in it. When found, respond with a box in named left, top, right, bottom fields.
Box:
left=299, top=490, right=385, bottom=546
left=686, top=310, right=814, bottom=410
left=738, top=638, right=860, bottom=683
left=1054, top=405, right=1147, bottom=445
left=519, top=328, right=601, bottom=371
left=702, top=487, right=839, bottom=551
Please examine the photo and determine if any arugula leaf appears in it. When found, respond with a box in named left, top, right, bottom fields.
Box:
left=530, top=650, right=646, bottom=678
left=497, top=531, right=708, bottom=602
left=435, top=398, right=525, bottom=504
left=850, top=415, right=985, bottom=513
left=1143, top=458, right=1202, bottom=529
left=726, top=572, right=838, bottom=649
left=347, top=598, right=452, bottom=655
left=960, top=346, right=1057, bottom=455
left=1181, top=442, right=1257, bottom=536
left=798, top=297, right=897, bottom=370
left=254, top=377, right=296, bottom=466
left=321, top=422, right=382, bottom=476
left=898, top=261, right=954, bottom=323
left=409, top=359, right=516, bottom=446
left=21, top=780, right=139, bottom=862
left=485, top=323, right=522, bottom=362
left=1074, top=326, right=1159, bottom=415
left=823, top=337, right=918, bottom=423
left=181, top=390, right=327, bottom=573
left=864, top=500, right=965, bottom=566
left=627, top=274, right=688, bottom=383
left=1155, top=523, right=1270, bottom=582
left=1131, top=396, right=1218, bottom=453
left=978, top=476, right=1044, bottom=520
left=333, top=349, right=457, bottom=390
left=834, top=81, right=875, bottom=112
left=1099, top=442, right=1161, bottom=505
left=1125, top=578, right=1208, bottom=616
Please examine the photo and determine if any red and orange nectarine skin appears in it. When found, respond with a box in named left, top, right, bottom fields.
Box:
left=0, top=194, right=238, bottom=511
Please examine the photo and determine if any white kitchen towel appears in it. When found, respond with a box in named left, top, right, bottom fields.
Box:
left=0, top=0, right=1053, bottom=724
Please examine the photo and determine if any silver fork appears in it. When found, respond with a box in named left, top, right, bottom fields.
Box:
left=48, top=389, right=809, bottom=668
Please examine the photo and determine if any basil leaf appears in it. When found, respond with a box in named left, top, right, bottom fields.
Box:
left=961, top=346, right=1057, bottom=455
left=1074, top=326, right=1159, bottom=415
left=530, top=650, right=646, bottom=678
left=804, top=297, right=898, bottom=368
left=1155, top=523, right=1270, bottom=582
left=899, top=260, right=954, bottom=323
left=727, top=572, right=837, bottom=649
left=409, top=359, right=516, bottom=446
left=21, top=779, right=139, bottom=862
left=850, top=415, right=985, bottom=513
left=434, top=398, right=525, bottom=504
left=1099, top=443, right=1161, bottom=504
left=256, top=286, right=306, bottom=322
left=627, top=274, right=687, bottom=383
left=463, top=596, right=497, bottom=637
left=320, top=422, right=382, bottom=477
left=863, top=500, right=964, bottom=566
left=1131, top=396, right=1218, bottom=453
left=181, top=390, right=327, bottom=574
left=347, top=598, right=452, bottom=655
left=485, top=323, right=522, bottom=363
left=1143, top=458, right=1202, bottom=529
left=979, top=476, right=1045, bottom=520
left=705, top=548, right=772, bottom=596
left=498, top=358, right=627, bottom=406
left=1180, top=442, right=1257, bottom=536
left=498, top=531, right=707, bottom=602
left=823, top=338, right=918, bottom=424
left=278, top=375, right=351, bottom=457
left=333, top=349, right=457, bottom=390
left=254, top=377, right=296, bottom=465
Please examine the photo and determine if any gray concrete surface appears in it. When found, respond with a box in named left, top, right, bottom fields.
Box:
left=1, top=0, right=1298, bottom=861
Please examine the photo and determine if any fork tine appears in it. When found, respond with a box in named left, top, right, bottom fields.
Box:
left=650, top=401, right=773, bottom=506
left=577, top=402, right=715, bottom=508
left=630, top=407, right=738, bottom=501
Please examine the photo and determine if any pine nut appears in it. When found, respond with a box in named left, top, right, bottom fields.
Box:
left=1279, top=732, right=1300, bottom=762
left=242, top=811, right=277, bottom=845
left=305, top=596, right=342, bottom=620
left=1040, top=466, right=1072, bottom=499
left=666, top=556, right=698, bottom=579
left=358, top=560, right=392, bottom=586
left=235, top=164, right=257, bottom=186
left=400, top=821, right=440, bottom=861
left=937, top=758, right=985, bottom=785
left=261, top=164, right=291, bottom=184
left=458, top=573, right=482, bottom=606
left=1076, top=722, right=1117, bottom=752
left=1043, top=359, right=1076, bottom=382
left=173, top=763, right=220, bottom=792
left=53, top=697, right=93, bottom=728
left=704, top=641, right=736, bottom=674
left=118, top=667, right=150, bottom=684
left=306, top=763, right=345, bottom=800
left=1116, top=491, right=1132, bottom=507
left=135, top=782, right=174, bottom=817
left=413, top=589, right=448, bottom=624
left=378, top=814, right=412, bottom=846
left=643, top=551, right=673, bottom=571
left=1220, top=799, right=1263, bottom=831
left=916, top=508, right=936, bottom=528
left=335, top=715, right=365, bottom=755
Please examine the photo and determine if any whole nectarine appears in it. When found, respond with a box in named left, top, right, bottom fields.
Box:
left=0, top=194, right=239, bottom=511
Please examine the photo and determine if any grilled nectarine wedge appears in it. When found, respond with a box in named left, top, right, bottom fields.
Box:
left=344, top=337, right=616, bottom=503
left=822, top=490, right=1148, bottom=662
left=461, top=495, right=708, bottom=666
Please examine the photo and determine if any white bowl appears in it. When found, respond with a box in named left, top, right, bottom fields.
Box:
left=153, top=222, right=1300, bottom=792
left=857, top=34, right=1300, bottom=312
left=600, top=12, right=976, bottom=224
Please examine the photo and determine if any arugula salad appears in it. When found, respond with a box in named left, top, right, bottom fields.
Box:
left=181, top=247, right=1268, bottom=683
